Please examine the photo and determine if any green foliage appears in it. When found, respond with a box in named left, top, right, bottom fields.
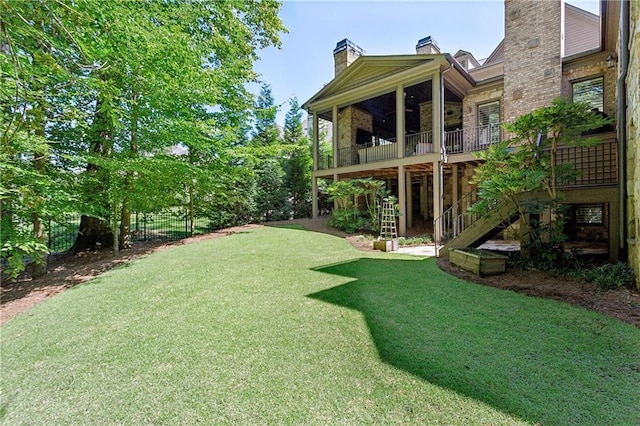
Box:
left=255, top=159, right=288, bottom=222
left=1, top=0, right=287, bottom=263
left=576, top=262, right=636, bottom=291
left=398, top=234, right=433, bottom=246
left=469, top=98, right=612, bottom=265
left=326, top=178, right=387, bottom=233
left=283, top=97, right=312, bottom=218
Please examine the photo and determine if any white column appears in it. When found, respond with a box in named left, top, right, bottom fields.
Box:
left=421, top=175, right=428, bottom=220
left=433, top=161, right=443, bottom=243
left=312, top=111, right=319, bottom=171
left=332, top=105, right=338, bottom=169
left=396, top=83, right=405, bottom=158
left=312, top=177, right=319, bottom=219
left=452, top=165, right=459, bottom=236
left=398, top=165, right=407, bottom=236
left=432, top=72, right=441, bottom=155
left=406, top=171, right=413, bottom=229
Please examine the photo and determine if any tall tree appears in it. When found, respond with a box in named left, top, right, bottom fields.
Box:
left=282, top=97, right=312, bottom=218
left=1, top=0, right=93, bottom=277
left=1, top=0, right=286, bottom=276
left=251, top=83, right=280, bottom=147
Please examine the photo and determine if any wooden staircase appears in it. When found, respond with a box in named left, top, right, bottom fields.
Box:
left=437, top=201, right=520, bottom=257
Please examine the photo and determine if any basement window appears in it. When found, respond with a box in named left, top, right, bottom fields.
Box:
left=575, top=203, right=604, bottom=225
left=572, top=76, right=604, bottom=111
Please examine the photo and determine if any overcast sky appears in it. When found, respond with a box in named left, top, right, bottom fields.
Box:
left=251, top=0, right=600, bottom=124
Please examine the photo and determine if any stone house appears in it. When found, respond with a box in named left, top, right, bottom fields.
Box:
left=303, top=0, right=635, bottom=278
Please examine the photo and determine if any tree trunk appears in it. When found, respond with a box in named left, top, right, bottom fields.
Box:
left=31, top=212, right=47, bottom=277
left=69, top=215, right=113, bottom=253
left=69, top=90, right=114, bottom=253
left=119, top=82, right=139, bottom=250
left=119, top=197, right=131, bottom=250
left=32, top=107, right=47, bottom=277
left=189, top=187, right=195, bottom=236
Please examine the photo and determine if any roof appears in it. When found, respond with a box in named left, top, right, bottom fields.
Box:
left=303, top=54, right=475, bottom=111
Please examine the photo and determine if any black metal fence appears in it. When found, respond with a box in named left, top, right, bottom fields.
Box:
left=46, top=211, right=218, bottom=253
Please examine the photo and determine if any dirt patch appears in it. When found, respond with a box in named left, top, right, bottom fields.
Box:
left=437, top=257, right=640, bottom=327
left=2, top=219, right=638, bottom=328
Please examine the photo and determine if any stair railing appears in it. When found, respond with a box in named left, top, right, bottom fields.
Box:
left=434, top=187, right=479, bottom=245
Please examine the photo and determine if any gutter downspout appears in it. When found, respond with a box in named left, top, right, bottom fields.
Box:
left=435, top=63, right=454, bottom=254
left=617, top=0, right=629, bottom=259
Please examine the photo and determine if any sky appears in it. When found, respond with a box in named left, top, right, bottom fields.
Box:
left=251, top=0, right=600, bottom=125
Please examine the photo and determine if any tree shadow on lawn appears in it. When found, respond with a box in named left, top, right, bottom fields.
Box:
left=309, top=257, right=640, bottom=425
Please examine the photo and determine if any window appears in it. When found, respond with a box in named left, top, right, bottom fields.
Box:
left=572, top=77, right=604, bottom=112
left=575, top=204, right=604, bottom=224
left=477, top=101, right=500, bottom=145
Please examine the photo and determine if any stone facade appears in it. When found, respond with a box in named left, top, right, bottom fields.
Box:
left=503, top=0, right=563, bottom=122
left=561, top=58, right=618, bottom=117
left=333, top=39, right=364, bottom=77
left=463, top=85, right=504, bottom=129
left=337, top=106, right=373, bottom=149
left=420, top=101, right=462, bottom=132
left=626, top=0, right=640, bottom=288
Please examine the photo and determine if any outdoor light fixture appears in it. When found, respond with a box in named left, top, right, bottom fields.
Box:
left=606, top=54, right=617, bottom=68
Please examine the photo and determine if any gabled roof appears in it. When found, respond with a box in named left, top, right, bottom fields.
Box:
left=302, top=53, right=475, bottom=109
left=483, top=39, right=505, bottom=65
left=453, top=50, right=481, bottom=69
left=303, top=55, right=444, bottom=110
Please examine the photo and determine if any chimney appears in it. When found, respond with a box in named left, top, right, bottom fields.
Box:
left=416, top=36, right=440, bottom=54
left=333, top=38, right=365, bottom=76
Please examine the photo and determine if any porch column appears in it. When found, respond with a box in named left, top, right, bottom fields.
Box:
left=333, top=173, right=339, bottom=210
left=396, top=83, right=405, bottom=158
left=312, top=111, right=319, bottom=171
left=312, top=176, right=319, bottom=219
left=433, top=161, right=443, bottom=243
left=421, top=176, right=428, bottom=220
left=398, top=165, right=407, bottom=236
left=406, top=171, right=413, bottom=229
left=452, top=165, right=459, bottom=235
left=332, top=105, right=338, bottom=169
left=432, top=72, right=442, bottom=154
left=312, top=111, right=320, bottom=219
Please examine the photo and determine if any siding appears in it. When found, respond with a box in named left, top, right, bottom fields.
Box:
left=564, top=4, right=600, bottom=57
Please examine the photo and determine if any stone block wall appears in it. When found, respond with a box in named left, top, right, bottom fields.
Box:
left=562, top=59, right=617, bottom=117
left=337, top=106, right=373, bottom=149
left=419, top=102, right=433, bottom=133
left=503, top=0, right=562, bottom=122
left=421, top=101, right=462, bottom=132
left=626, top=0, right=640, bottom=288
left=463, top=86, right=504, bottom=129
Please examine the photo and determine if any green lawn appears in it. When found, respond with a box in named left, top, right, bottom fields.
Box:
left=1, top=226, right=638, bottom=424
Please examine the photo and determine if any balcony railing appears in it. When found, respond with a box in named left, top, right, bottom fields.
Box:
left=405, top=131, right=433, bottom=156
left=318, top=125, right=503, bottom=170
left=554, top=140, right=617, bottom=187
left=445, top=124, right=502, bottom=154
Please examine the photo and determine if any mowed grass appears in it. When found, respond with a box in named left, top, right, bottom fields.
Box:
left=1, top=227, right=639, bottom=424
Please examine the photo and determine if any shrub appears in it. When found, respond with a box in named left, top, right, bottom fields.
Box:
left=578, top=262, right=635, bottom=291
left=398, top=234, right=433, bottom=246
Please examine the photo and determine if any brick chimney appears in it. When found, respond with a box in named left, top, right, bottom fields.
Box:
left=416, top=36, right=440, bottom=54
left=503, top=0, right=562, bottom=122
left=333, top=38, right=365, bottom=76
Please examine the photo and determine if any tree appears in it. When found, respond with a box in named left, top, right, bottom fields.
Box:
left=1, top=0, right=286, bottom=276
left=252, top=83, right=280, bottom=147
left=1, top=0, right=93, bottom=277
left=469, top=97, right=611, bottom=264
left=282, top=97, right=312, bottom=218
